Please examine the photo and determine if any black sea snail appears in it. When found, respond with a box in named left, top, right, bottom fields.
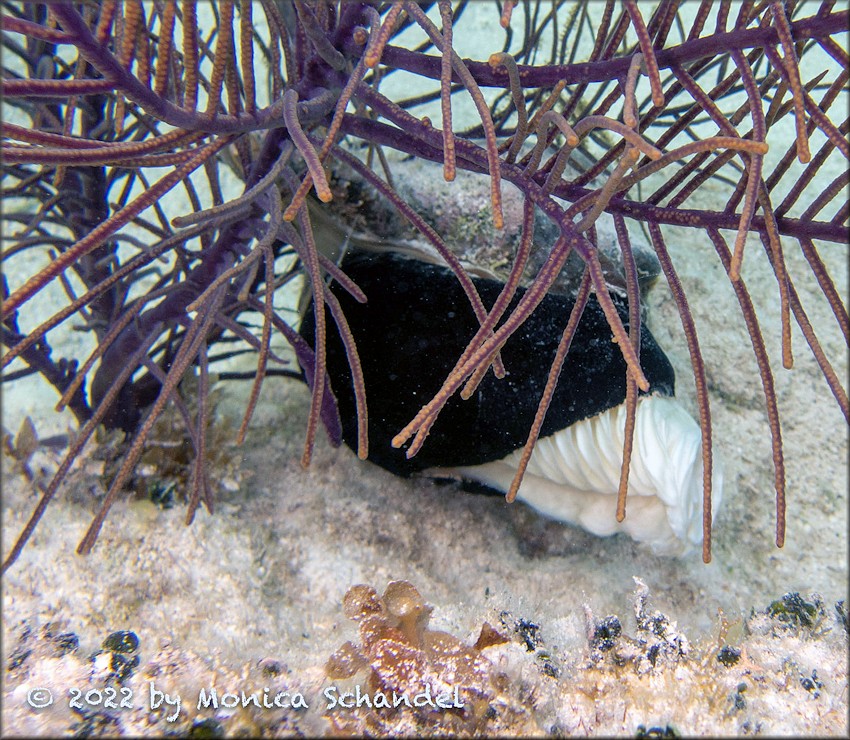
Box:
left=300, top=247, right=722, bottom=556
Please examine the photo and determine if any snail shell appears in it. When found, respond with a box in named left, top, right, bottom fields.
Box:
left=306, top=155, right=662, bottom=302
left=299, top=228, right=722, bottom=555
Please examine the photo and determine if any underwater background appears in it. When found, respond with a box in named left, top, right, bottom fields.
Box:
left=2, top=2, right=847, bottom=736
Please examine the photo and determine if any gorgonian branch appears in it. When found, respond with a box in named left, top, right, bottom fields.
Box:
left=2, top=1, right=846, bottom=566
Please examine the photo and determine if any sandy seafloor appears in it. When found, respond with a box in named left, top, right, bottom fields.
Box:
left=3, top=169, right=848, bottom=737
left=2, top=8, right=848, bottom=738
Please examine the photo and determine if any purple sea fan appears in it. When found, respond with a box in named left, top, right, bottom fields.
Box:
left=0, top=1, right=847, bottom=567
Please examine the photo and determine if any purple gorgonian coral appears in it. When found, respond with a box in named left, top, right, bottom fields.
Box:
left=1, top=1, right=847, bottom=567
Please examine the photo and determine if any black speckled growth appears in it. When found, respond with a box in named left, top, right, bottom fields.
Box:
left=300, top=251, right=675, bottom=476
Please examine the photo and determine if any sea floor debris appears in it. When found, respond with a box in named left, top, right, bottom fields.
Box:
left=3, top=576, right=846, bottom=736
